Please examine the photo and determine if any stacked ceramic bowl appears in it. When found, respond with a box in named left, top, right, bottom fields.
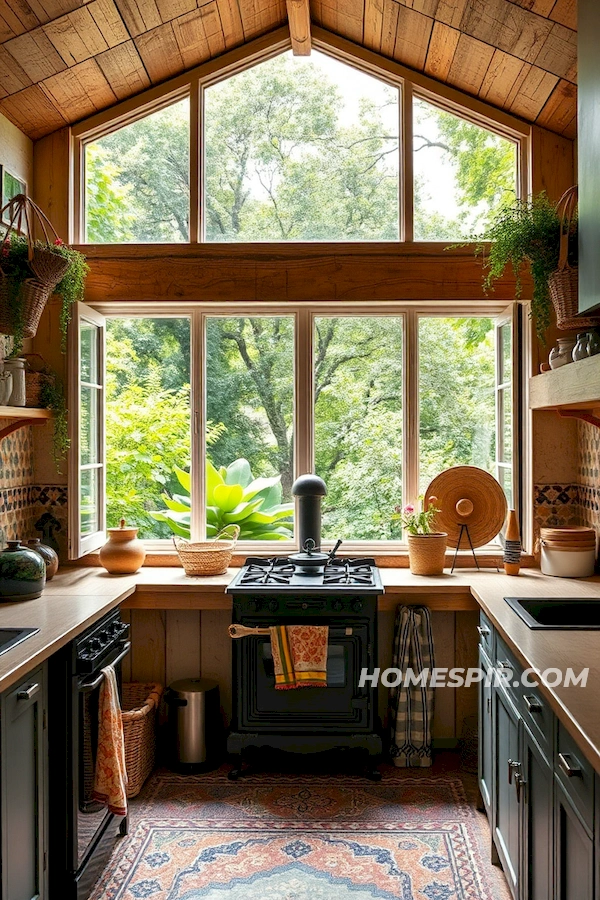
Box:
left=540, top=526, right=597, bottom=577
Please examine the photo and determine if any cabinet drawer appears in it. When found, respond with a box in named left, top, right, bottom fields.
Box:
left=519, top=681, right=553, bottom=754
left=556, top=722, right=594, bottom=833
left=477, top=611, right=494, bottom=658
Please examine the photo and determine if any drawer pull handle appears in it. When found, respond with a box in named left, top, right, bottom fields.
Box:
left=514, top=772, right=525, bottom=803
left=558, top=752, right=582, bottom=778
left=497, top=660, right=513, bottom=671
left=523, top=695, right=542, bottom=713
left=477, top=625, right=490, bottom=638
left=17, top=683, right=39, bottom=701
left=508, top=759, right=520, bottom=783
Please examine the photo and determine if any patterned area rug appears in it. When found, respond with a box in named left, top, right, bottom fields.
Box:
left=91, top=763, right=511, bottom=900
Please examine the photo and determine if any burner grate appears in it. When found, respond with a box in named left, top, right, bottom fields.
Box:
left=234, top=556, right=378, bottom=589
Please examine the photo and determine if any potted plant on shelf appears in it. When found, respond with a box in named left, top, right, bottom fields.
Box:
left=0, top=194, right=88, bottom=352
left=467, top=186, right=599, bottom=343
left=393, top=498, right=447, bottom=576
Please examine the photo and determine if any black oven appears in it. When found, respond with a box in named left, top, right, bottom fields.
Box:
left=49, top=609, right=130, bottom=900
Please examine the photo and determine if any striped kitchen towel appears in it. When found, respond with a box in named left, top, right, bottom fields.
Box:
left=389, top=605, right=435, bottom=768
left=270, top=625, right=329, bottom=689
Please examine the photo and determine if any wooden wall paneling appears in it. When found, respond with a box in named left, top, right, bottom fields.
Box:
left=96, top=42, right=151, bottom=99
left=431, top=611, right=455, bottom=741
left=165, top=609, right=202, bottom=684
left=454, top=609, right=479, bottom=738
left=424, top=22, right=460, bottom=83
left=172, top=5, right=226, bottom=69
left=0, top=111, right=33, bottom=189
left=200, top=609, right=232, bottom=724
left=508, top=66, right=558, bottom=121
left=379, top=1, right=399, bottom=58
left=447, top=34, right=495, bottom=95
left=43, top=8, right=112, bottom=67
left=121, top=609, right=132, bottom=682
left=42, top=60, right=118, bottom=121
left=155, top=0, right=197, bottom=23
left=0, top=46, right=33, bottom=95
left=237, top=0, right=286, bottom=42
left=362, top=0, right=383, bottom=54
left=130, top=609, right=166, bottom=684
left=393, top=7, right=433, bottom=72
left=214, top=0, right=245, bottom=49
left=534, top=22, right=577, bottom=82
left=114, top=0, right=161, bottom=38
left=536, top=79, right=578, bottom=136
left=435, top=0, right=469, bottom=30
left=461, top=0, right=552, bottom=66
left=377, top=607, right=395, bottom=728
left=550, top=0, right=576, bottom=30
left=479, top=50, right=528, bottom=109
left=0, top=85, right=66, bottom=140
left=4, top=29, right=67, bottom=82
left=32, top=126, right=71, bottom=240
left=530, top=124, right=575, bottom=200
left=312, top=0, right=364, bottom=45
left=135, top=22, right=186, bottom=83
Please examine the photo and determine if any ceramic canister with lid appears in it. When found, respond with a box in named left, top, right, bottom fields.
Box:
left=26, top=538, right=59, bottom=580
left=0, top=541, right=46, bottom=600
left=3, top=358, right=26, bottom=406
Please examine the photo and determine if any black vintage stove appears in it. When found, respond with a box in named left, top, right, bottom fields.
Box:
left=227, top=556, right=384, bottom=779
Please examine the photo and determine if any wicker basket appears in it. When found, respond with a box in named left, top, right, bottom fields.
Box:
left=548, top=186, right=600, bottom=331
left=122, top=682, right=163, bottom=798
left=174, top=525, right=240, bottom=576
left=0, top=194, right=70, bottom=340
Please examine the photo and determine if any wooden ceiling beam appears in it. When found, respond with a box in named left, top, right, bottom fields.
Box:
left=286, top=0, right=311, bottom=55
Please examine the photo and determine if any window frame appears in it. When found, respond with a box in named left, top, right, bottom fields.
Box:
left=70, top=28, right=530, bottom=247
left=79, top=299, right=517, bottom=557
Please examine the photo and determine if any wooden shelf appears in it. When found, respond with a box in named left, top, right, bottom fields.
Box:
left=529, top=356, right=600, bottom=427
left=0, top=407, right=52, bottom=440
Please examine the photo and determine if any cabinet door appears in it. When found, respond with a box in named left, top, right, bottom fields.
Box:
left=478, top=646, right=493, bottom=818
left=1, top=665, right=47, bottom=900
left=493, top=683, right=521, bottom=899
left=555, top=780, right=594, bottom=900
left=521, top=725, right=553, bottom=900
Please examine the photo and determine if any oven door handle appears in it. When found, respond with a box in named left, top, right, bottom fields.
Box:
left=78, top=641, right=131, bottom=693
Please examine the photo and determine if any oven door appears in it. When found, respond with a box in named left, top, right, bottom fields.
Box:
left=238, top=625, right=371, bottom=733
left=75, top=640, right=130, bottom=872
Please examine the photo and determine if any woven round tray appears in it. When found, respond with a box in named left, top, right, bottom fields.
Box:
left=174, top=525, right=240, bottom=576
left=424, top=466, right=507, bottom=549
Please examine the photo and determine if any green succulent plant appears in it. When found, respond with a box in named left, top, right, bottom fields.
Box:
left=150, top=458, right=294, bottom=540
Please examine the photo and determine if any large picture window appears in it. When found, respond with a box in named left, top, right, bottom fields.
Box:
left=70, top=304, right=518, bottom=556
left=77, top=40, right=523, bottom=245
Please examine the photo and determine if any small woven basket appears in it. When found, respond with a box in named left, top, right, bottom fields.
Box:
left=122, top=682, right=163, bottom=798
left=548, top=186, right=600, bottom=331
left=174, top=525, right=240, bottom=576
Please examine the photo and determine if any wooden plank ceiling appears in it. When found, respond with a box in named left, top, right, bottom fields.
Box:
left=0, top=0, right=577, bottom=141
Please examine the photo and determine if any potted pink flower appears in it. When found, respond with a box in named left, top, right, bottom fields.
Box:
left=392, top=497, right=447, bottom=575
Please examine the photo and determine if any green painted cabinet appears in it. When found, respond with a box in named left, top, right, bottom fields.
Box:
left=521, top=726, right=553, bottom=900
left=1, top=665, right=48, bottom=900
left=493, top=680, right=521, bottom=898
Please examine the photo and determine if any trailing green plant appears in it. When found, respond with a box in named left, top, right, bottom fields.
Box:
left=150, top=458, right=294, bottom=540
left=459, top=192, right=576, bottom=343
left=39, top=376, right=70, bottom=472
left=2, top=234, right=88, bottom=353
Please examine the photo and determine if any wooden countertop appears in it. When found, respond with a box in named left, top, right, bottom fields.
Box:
left=3, top=566, right=600, bottom=773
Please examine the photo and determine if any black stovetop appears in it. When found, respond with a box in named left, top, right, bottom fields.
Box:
left=227, top=557, right=384, bottom=595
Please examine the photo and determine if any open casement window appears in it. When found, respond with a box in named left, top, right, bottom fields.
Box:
left=68, top=303, right=106, bottom=559
left=495, top=304, right=522, bottom=529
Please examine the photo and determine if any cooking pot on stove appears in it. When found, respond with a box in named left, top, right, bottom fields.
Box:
left=289, top=538, right=342, bottom=572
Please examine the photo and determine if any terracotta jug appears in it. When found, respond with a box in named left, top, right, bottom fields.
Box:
left=99, top=519, right=146, bottom=574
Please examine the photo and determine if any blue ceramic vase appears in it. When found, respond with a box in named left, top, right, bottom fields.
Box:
left=0, top=541, right=46, bottom=601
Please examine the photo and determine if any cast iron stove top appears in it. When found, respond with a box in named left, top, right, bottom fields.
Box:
left=227, top=557, right=384, bottom=595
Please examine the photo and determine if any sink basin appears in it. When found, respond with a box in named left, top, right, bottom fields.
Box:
left=0, top=627, right=39, bottom=656
left=505, top=597, right=600, bottom=629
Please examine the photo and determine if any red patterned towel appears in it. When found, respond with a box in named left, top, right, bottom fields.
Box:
left=92, top=666, right=128, bottom=816
left=270, top=625, right=329, bottom=690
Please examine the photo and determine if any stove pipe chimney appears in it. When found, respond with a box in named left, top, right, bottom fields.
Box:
left=292, top=474, right=327, bottom=550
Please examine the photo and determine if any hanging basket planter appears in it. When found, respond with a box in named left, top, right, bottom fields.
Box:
left=0, top=194, right=87, bottom=348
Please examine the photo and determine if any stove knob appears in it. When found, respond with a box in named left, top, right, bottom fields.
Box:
left=268, top=599, right=279, bottom=613
left=332, top=599, right=343, bottom=611
left=302, top=603, right=308, bottom=610
left=352, top=599, right=363, bottom=613
left=248, top=598, right=260, bottom=612
left=89, top=638, right=102, bottom=653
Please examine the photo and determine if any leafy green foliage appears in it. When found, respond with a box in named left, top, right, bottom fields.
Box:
left=474, top=192, right=571, bottom=341
left=2, top=234, right=88, bottom=352
left=39, top=377, right=69, bottom=472
left=150, top=459, right=294, bottom=540
left=392, top=498, right=441, bottom=535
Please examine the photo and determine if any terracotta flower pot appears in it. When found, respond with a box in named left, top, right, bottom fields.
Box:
left=407, top=532, right=448, bottom=576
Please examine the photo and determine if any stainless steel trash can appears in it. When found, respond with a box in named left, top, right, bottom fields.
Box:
left=166, top=678, right=221, bottom=769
